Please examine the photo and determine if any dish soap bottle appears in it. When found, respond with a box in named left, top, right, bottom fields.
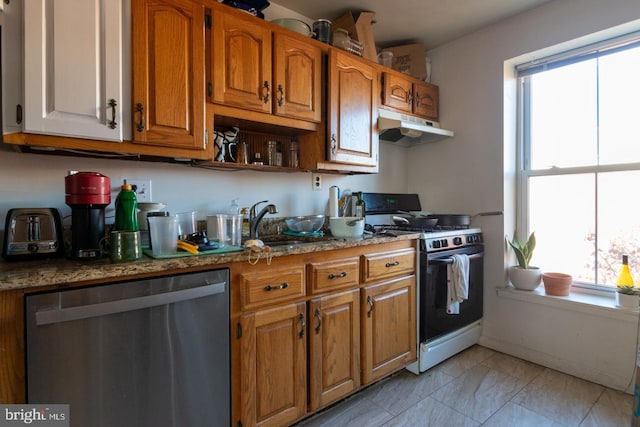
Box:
left=114, top=180, right=139, bottom=231
left=616, top=254, right=635, bottom=288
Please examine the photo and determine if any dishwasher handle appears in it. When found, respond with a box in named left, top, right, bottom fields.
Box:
left=35, top=281, right=226, bottom=326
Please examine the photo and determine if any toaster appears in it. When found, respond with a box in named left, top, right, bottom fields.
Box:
left=2, top=208, right=65, bottom=261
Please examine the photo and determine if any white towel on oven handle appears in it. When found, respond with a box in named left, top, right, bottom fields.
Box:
left=446, top=254, right=470, bottom=315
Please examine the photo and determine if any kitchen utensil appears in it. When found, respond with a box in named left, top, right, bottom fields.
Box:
left=271, top=18, right=313, bottom=37
left=2, top=208, right=65, bottom=261
left=329, top=217, right=364, bottom=237
left=285, top=215, right=325, bottom=233
left=65, top=171, right=111, bottom=260
left=147, top=216, right=178, bottom=256
left=426, top=211, right=503, bottom=228
left=393, top=213, right=439, bottom=229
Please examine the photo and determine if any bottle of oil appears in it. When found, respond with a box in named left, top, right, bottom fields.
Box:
left=241, top=207, right=250, bottom=238
left=617, top=254, right=634, bottom=287
left=354, top=192, right=366, bottom=218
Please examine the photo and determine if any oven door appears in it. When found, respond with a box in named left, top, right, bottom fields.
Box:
left=420, top=245, right=484, bottom=343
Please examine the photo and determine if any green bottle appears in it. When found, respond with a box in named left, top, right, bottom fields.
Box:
left=114, top=181, right=139, bottom=231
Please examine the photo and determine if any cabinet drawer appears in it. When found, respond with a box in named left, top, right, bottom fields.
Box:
left=240, top=266, right=306, bottom=310
left=362, top=248, right=416, bottom=283
left=309, top=257, right=360, bottom=294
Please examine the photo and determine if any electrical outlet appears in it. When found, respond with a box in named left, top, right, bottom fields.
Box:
left=312, top=173, right=322, bottom=191
left=127, top=179, right=152, bottom=202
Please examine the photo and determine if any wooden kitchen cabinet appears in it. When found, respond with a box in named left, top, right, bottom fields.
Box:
left=308, top=289, right=361, bottom=411
left=132, top=0, right=207, bottom=151
left=240, top=301, right=307, bottom=427
left=23, top=0, right=130, bottom=141
left=326, top=49, right=379, bottom=168
left=211, top=10, right=322, bottom=122
left=381, top=70, right=439, bottom=121
left=361, top=276, right=417, bottom=384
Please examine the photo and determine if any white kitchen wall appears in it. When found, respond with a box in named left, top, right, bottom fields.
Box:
left=413, top=0, right=640, bottom=392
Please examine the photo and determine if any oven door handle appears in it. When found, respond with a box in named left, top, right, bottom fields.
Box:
left=429, top=251, right=484, bottom=265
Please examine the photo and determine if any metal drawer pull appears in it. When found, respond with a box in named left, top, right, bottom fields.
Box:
left=385, top=261, right=400, bottom=268
left=135, top=103, right=144, bottom=132
left=277, top=84, right=284, bottom=106
left=314, top=308, right=322, bottom=334
left=108, top=99, right=118, bottom=129
left=264, top=282, right=289, bottom=291
left=262, top=81, right=270, bottom=104
left=328, top=272, right=347, bottom=279
left=367, top=295, right=374, bottom=318
left=298, top=313, right=305, bottom=338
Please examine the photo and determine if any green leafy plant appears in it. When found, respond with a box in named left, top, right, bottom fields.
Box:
left=506, top=231, right=536, bottom=269
left=617, top=285, right=639, bottom=295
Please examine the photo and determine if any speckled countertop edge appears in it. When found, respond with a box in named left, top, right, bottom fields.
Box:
left=0, top=234, right=420, bottom=291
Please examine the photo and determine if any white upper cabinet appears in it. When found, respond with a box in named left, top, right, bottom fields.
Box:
left=2, top=0, right=23, bottom=135
left=23, top=0, right=130, bottom=141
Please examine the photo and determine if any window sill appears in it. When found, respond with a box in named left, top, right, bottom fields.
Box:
left=496, top=285, right=639, bottom=323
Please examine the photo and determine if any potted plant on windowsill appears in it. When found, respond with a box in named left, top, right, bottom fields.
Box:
left=506, top=231, right=542, bottom=290
left=616, top=285, right=639, bottom=309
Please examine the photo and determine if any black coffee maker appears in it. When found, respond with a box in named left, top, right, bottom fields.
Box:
left=65, top=171, right=111, bottom=260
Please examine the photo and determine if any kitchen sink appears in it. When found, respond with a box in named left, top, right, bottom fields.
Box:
left=244, top=236, right=332, bottom=248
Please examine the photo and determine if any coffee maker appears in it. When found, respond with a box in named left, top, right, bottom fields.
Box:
left=65, top=171, right=111, bottom=260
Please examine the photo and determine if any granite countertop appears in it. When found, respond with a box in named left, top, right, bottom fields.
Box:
left=0, top=233, right=420, bottom=292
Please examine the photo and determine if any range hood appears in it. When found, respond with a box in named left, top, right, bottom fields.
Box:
left=378, top=109, right=454, bottom=145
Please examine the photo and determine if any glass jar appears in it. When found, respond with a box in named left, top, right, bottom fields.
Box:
left=332, top=28, right=350, bottom=51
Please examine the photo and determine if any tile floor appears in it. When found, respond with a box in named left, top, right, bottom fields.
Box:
left=296, top=345, right=634, bottom=426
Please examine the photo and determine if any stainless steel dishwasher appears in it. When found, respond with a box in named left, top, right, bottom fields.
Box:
left=25, top=268, right=230, bottom=427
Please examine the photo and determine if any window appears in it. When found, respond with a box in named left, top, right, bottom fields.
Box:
left=517, top=34, right=640, bottom=290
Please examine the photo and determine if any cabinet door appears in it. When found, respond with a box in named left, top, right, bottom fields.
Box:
left=361, top=276, right=417, bottom=384
left=24, top=0, right=130, bottom=141
left=132, top=0, right=205, bottom=150
left=241, top=302, right=307, bottom=427
left=381, top=72, right=412, bottom=114
left=272, top=33, right=322, bottom=122
left=327, top=50, right=378, bottom=167
left=212, top=11, right=272, bottom=113
left=413, top=81, right=439, bottom=121
left=2, top=0, right=23, bottom=134
left=309, top=289, right=360, bottom=411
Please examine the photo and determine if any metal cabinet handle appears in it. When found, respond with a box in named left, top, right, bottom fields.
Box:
left=408, top=90, right=413, bottom=107
left=277, top=84, right=284, bottom=107
left=298, top=312, right=305, bottom=338
left=367, top=295, right=374, bottom=318
left=385, top=261, right=400, bottom=268
left=108, top=99, right=118, bottom=129
left=328, top=272, right=347, bottom=280
left=331, top=134, right=337, bottom=155
left=135, top=103, right=144, bottom=132
left=414, top=93, right=421, bottom=109
left=262, top=81, right=270, bottom=104
left=314, top=308, right=322, bottom=334
left=264, top=282, right=289, bottom=291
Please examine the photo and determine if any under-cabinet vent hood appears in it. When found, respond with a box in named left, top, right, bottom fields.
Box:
left=378, top=109, right=454, bottom=146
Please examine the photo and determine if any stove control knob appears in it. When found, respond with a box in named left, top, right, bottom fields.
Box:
left=432, top=240, right=441, bottom=248
left=441, top=239, right=448, bottom=247
left=453, top=237, right=463, bottom=246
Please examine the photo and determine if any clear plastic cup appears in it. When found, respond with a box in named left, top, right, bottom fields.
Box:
left=208, top=214, right=242, bottom=247
left=176, top=211, right=197, bottom=239
left=148, top=216, right=178, bottom=256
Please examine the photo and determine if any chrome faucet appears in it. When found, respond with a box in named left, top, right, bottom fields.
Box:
left=249, top=200, right=278, bottom=239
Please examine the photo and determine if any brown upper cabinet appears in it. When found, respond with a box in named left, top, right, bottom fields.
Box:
left=381, top=70, right=439, bottom=122
left=326, top=50, right=379, bottom=168
left=211, top=10, right=322, bottom=123
left=132, top=0, right=207, bottom=151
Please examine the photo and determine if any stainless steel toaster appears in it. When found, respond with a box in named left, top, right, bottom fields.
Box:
left=2, top=208, right=65, bottom=260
